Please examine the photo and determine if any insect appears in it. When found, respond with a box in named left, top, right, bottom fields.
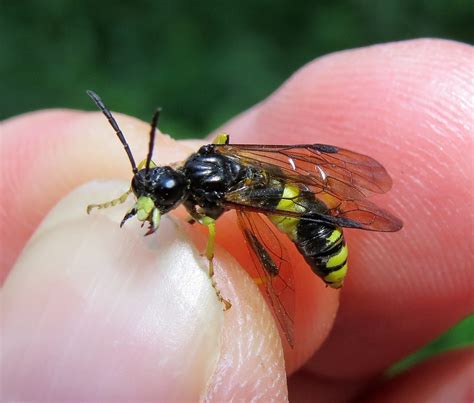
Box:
left=86, top=90, right=403, bottom=347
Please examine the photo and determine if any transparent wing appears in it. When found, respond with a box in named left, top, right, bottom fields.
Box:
left=225, top=185, right=403, bottom=232
left=236, top=210, right=295, bottom=347
left=215, top=143, right=393, bottom=200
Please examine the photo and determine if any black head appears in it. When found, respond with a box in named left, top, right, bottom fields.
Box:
left=132, top=166, right=189, bottom=213
left=87, top=90, right=188, bottom=235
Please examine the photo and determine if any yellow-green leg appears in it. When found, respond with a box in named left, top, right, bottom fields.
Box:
left=201, top=216, right=232, bottom=311
left=86, top=188, right=132, bottom=214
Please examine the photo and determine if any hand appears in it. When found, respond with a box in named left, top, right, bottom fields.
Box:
left=2, top=39, right=472, bottom=402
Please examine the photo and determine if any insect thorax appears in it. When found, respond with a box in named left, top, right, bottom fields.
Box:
left=182, top=147, right=248, bottom=213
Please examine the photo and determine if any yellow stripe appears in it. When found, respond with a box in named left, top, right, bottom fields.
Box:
left=269, top=184, right=303, bottom=240
left=327, top=228, right=342, bottom=244
left=275, top=184, right=300, bottom=210
left=271, top=217, right=300, bottom=240
left=324, top=263, right=348, bottom=289
left=326, top=244, right=348, bottom=268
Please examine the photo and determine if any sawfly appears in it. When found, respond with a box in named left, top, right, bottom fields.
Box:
left=86, top=90, right=403, bottom=347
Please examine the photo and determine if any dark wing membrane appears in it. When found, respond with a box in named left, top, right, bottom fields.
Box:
left=236, top=210, right=295, bottom=347
left=215, top=143, right=393, bottom=200
left=225, top=187, right=403, bottom=232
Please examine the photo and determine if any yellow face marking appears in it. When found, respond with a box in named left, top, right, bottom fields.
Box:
left=326, top=244, right=348, bottom=268
left=135, top=196, right=155, bottom=221
left=324, top=263, right=348, bottom=288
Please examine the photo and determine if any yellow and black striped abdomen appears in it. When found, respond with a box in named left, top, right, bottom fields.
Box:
left=268, top=183, right=349, bottom=288
left=295, top=222, right=348, bottom=288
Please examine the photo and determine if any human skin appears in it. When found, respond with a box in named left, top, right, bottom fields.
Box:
left=1, top=39, right=473, bottom=401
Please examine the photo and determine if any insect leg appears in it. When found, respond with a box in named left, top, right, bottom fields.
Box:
left=202, top=216, right=216, bottom=276
left=86, top=188, right=132, bottom=214
left=212, top=133, right=230, bottom=145
left=183, top=202, right=231, bottom=309
left=200, top=216, right=232, bottom=311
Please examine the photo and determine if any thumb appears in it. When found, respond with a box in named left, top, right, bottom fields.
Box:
left=2, top=181, right=287, bottom=401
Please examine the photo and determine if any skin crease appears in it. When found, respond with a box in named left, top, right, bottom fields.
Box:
left=1, top=39, right=473, bottom=401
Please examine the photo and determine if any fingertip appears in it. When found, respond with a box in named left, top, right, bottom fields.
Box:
left=206, top=213, right=340, bottom=373
left=3, top=182, right=225, bottom=401
left=0, top=109, right=194, bottom=280
left=3, top=110, right=291, bottom=400
left=225, top=38, right=472, bottom=148
left=201, top=248, right=289, bottom=401
left=3, top=182, right=290, bottom=401
left=217, top=38, right=473, bottom=377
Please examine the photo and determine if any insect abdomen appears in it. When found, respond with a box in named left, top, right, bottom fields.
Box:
left=295, top=221, right=348, bottom=288
left=268, top=183, right=348, bottom=288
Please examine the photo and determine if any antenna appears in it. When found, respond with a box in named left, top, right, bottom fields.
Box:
left=146, top=108, right=162, bottom=173
left=86, top=90, right=138, bottom=174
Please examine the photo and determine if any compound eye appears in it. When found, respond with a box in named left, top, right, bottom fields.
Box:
left=131, top=169, right=153, bottom=197
left=130, top=174, right=142, bottom=196
left=163, top=177, right=177, bottom=189
left=152, top=169, right=188, bottom=210
left=159, top=176, right=182, bottom=200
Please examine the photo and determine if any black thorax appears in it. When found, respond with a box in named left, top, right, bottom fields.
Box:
left=182, top=145, right=247, bottom=213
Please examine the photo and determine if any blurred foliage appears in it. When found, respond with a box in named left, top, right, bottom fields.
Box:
left=1, top=0, right=472, bottom=137
left=388, top=314, right=474, bottom=376
left=1, top=0, right=472, bottom=371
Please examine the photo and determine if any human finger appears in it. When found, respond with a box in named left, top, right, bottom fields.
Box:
left=2, top=180, right=289, bottom=401
left=217, top=38, right=473, bottom=378
left=362, top=348, right=474, bottom=402
left=2, top=108, right=339, bottom=373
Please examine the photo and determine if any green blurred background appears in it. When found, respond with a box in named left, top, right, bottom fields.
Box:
left=1, top=0, right=472, bottom=138
left=2, top=0, right=472, bottom=372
